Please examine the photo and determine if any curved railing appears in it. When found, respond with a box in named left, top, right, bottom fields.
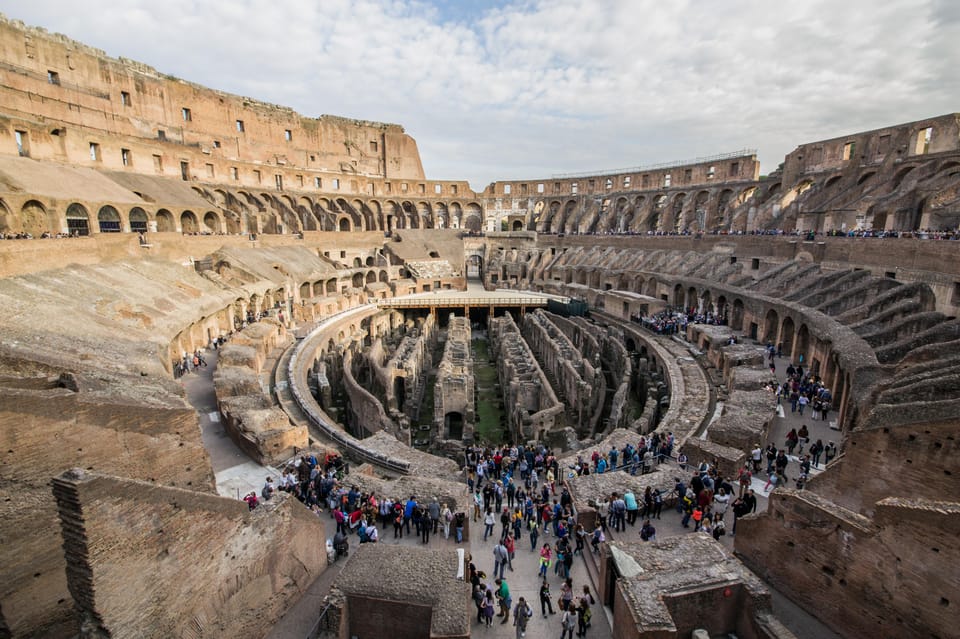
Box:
left=286, top=304, right=411, bottom=474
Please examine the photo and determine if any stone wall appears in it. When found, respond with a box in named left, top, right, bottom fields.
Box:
left=488, top=313, right=564, bottom=443
left=52, top=470, right=325, bottom=639
left=0, top=386, right=212, bottom=638
left=434, top=315, right=475, bottom=442
left=736, top=491, right=958, bottom=639
left=213, top=320, right=308, bottom=465
left=522, top=309, right=605, bottom=436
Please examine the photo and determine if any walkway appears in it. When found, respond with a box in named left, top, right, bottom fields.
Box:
left=179, top=347, right=278, bottom=499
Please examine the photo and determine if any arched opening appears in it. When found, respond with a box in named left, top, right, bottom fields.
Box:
left=180, top=210, right=199, bottom=233
left=673, top=283, right=684, bottom=307
left=0, top=199, right=13, bottom=234
left=464, top=203, right=482, bottom=232
left=20, top=200, right=48, bottom=236
left=352, top=272, right=364, bottom=288
left=731, top=299, right=745, bottom=331
left=511, top=220, right=523, bottom=231
left=300, top=282, right=312, bottom=299
left=156, top=209, right=175, bottom=232
left=445, top=411, right=464, bottom=440
left=394, top=377, right=406, bottom=412
left=781, top=316, right=796, bottom=358
left=65, top=203, right=90, bottom=236
left=365, top=256, right=375, bottom=267
left=353, top=257, right=363, bottom=268
left=338, top=217, right=351, bottom=232
left=795, top=324, right=811, bottom=365
left=129, top=207, right=148, bottom=233
left=625, top=337, right=636, bottom=352
left=203, top=211, right=221, bottom=233
left=97, top=205, right=121, bottom=233
left=379, top=270, right=389, bottom=283
left=763, top=309, right=780, bottom=344
left=326, top=278, right=338, bottom=294
left=365, top=271, right=376, bottom=284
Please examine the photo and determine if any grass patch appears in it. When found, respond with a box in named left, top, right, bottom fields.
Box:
left=472, top=338, right=505, bottom=444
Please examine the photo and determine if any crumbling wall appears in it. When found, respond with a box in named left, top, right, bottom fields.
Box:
left=434, top=315, right=475, bottom=442
left=0, top=387, right=212, bottom=639
left=736, top=491, right=958, bottom=639
left=52, top=470, right=326, bottom=639
left=213, top=320, right=307, bottom=465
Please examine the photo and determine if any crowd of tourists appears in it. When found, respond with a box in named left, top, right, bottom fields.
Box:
left=636, top=306, right=725, bottom=334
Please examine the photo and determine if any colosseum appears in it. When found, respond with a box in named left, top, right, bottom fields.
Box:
left=0, top=11, right=957, bottom=639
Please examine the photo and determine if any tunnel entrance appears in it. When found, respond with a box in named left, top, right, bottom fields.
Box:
left=445, top=411, right=464, bottom=440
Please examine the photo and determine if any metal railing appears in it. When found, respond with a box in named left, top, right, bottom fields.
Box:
left=377, top=296, right=549, bottom=308
left=551, top=149, right=758, bottom=179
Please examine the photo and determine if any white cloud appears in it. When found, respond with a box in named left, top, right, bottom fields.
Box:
left=1, top=0, right=956, bottom=188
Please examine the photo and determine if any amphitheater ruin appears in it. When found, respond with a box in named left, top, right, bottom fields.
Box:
left=0, top=12, right=958, bottom=639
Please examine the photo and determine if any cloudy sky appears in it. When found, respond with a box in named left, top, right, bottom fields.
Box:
left=3, top=0, right=957, bottom=189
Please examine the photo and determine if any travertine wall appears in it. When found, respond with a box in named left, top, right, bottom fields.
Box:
left=52, top=470, right=325, bottom=639
left=0, top=387, right=212, bottom=639
left=434, top=315, right=475, bottom=441
left=736, top=491, right=959, bottom=639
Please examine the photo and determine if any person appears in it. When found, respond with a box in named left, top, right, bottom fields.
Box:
left=455, top=511, right=465, bottom=543
left=513, top=596, right=532, bottom=638
left=243, top=491, right=258, bottom=510
left=824, top=441, right=838, bottom=465
left=624, top=490, right=638, bottom=526
left=473, top=583, right=486, bottom=624
left=797, top=424, right=810, bottom=453
left=751, top=444, right=763, bottom=472
left=496, top=577, right=512, bottom=624
left=333, top=530, right=349, bottom=558
left=559, top=577, right=574, bottom=611
left=712, top=513, right=726, bottom=541
left=785, top=428, right=799, bottom=454
left=677, top=451, right=688, bottom=471
left=484, top=508, right=496, bottom=541
left=538, top=543, right=552, bottom=578
left=652, top=489, right=663, bottom=519
left=494, top=541, right=509, bottom=580
left=504, top=533, right=516, bottom=571
left=261, top=476, right=275, bottom=501
left=529, top=516, right=540, bottom=551
left=574, top=524, right=586, bottom=555
left=473, top=489, right=483, bottom=522
left=483, top=587, right=496, bottom=627
left=809, top=439, right=824, bottom=468
left=736, top=464, right=752, bottom=497
left=366, top=524, right=379, bottom=543
left=429, top=496, right=441, bottom=534
left=539, top=578, right=555, bottom=617
left=590, top=525, right=604, bottom=553
left=640, top=519, right=656, bottom=541
left=441, top=502, right=452, bottom=539
left=576, top=597, right=592, bottom=637
left=560, top=605, right=578, bottom=639
left=713, top=487, right=730, bottom=519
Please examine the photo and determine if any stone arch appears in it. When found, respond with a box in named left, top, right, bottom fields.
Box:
left=558, top=200, right=577, bottom=234
left=20, top=199, right=49, bottom=236
left=670, top=193, right=687, bottom=233
left=402, top=201, right=418, bottom=229
left=673, top=283, right=684, bottom=307
left=693, top=190, right=710, bottom=231
left=685, top=285, right=697, bottom=310
left=338, top=216, right=352, bottom=232
left=760, top=182, right=781, bottom=204
left=65, top=202, right=91, bottom=236
left=384, top=200, right=401, bottom=231
left=824, top=175, right=843, bottom=190
left=351, top=272, right=364, bottom=288
left=541, top=201, right=562, bottom=233
left=181, top=210, right=199, bottom=234
left=326, top=278, right=338, bottom=294
left=763, top=308, right=780, bottom=344
left=644, top=278, right=658, bottom=298
left=379, top=270, right=389, bottom=283
left=857, top=171, right=877, bottom=186
left=365, top=271, right=376, bottom=284
left=464, top=203, right=482, bottom=232
left=449, top=201, right=463, bottom=229
left=795, top=323, right=811, bottom=364
left=648, top=195, right=666, bottom=232
left=203, top=211, right=222, bottom=233
left=156, top=209, right=175, bottom=232
left=434, top=202, right=449, bottom=229
left=781, top=315, right=796, bottom=357
left=0, top=198, right=12, bottom=233
left=129, top=207, right=149, bottom=233
left=713, top=188, right=734, bottom=229
left=97, top=205, right=122, bottom=233
left=731, top=299, right=745, bottom=332
left=417, top=201, right=433, bottom=228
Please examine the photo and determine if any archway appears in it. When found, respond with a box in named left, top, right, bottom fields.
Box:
left=445, top=411, right=464, bottom=439
left=97, top=205, right=121, bottom=233
left=203, top=211, right=221, bottom=233
left=20, top=200, right=48, bottom=236
left=129, top=207, right=148, bottom=233
left=781, top=316, right=796, bottom=358
left=512, top=220, right=523, bottom=231
left=180, top=210, right=199, bottom=234
left=339, top=217, right=351, bottom=232
left=763, top=309, right=780, bottom=344
left=156, top=209, right=175, bottom=232
left=65, top=203, right=90, bottom=236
